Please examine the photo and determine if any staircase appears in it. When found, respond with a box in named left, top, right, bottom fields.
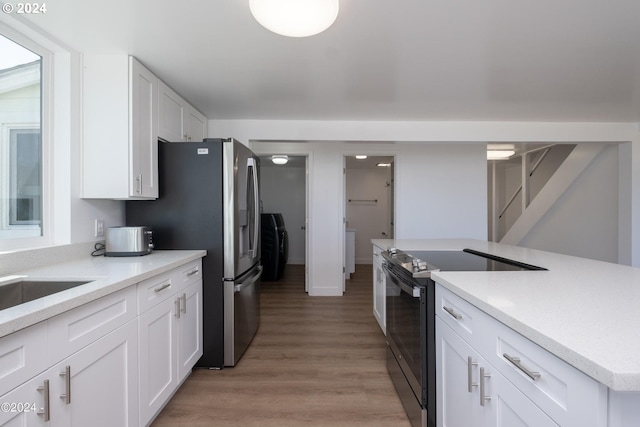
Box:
left=489, top=143, right=606, bottom=244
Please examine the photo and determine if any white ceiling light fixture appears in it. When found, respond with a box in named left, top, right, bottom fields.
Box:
left=487, top=150, right=515, bottom=160
left=355, top=155, right=367, bottom=159
left=249, top=0, right=340, bottom=38
left=271, top=155, right=289, bottom=165
left=377, top=162, right=391, bottom=167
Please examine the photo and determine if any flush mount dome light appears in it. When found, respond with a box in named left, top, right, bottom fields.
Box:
left=271, top=155, right=289, bottom=165
left=355, top=155, right=367, bottom=159
left=487, top=150, right=515, bottom=160
left=249, top=0, right=339, bottom=38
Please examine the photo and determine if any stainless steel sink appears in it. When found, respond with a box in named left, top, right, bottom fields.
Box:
left=0, top=280, right=92, bottom=310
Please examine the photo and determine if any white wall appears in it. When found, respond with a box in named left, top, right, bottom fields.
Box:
left=394, top=143, right=487, bottom=240
left=519, top=144, right=619, bottom=262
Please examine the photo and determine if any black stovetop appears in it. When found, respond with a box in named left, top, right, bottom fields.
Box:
left=387, top=248, right=546, bottom=278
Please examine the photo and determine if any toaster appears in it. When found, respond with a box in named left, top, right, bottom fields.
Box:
left=105, top=226, right=154, bottom=256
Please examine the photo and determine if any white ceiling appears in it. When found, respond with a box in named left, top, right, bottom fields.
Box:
left=20, top=0, right=640, bottom=122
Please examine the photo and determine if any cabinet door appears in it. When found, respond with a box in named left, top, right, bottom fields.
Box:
left=481, top=368, right=558, bottom=427
left=129, top=57, right=159, bottom=199
left=437, top=318, right=558, bottom=427
left=186, top=107, right=207, bottom=142
left=436, top=317, right=482, bottom=427
left=52, top=320, right=138, bottom=427
left=372, top=247, right=385, bottom=334
left=138, top=296, right=178, bottom=426
left=158, top=81, right=186, bottom=142
left=0, top=321, right=48, bottom=398
left=0, top=371, right=49, bottom=427
left=177, top=281, right=203, bottom=381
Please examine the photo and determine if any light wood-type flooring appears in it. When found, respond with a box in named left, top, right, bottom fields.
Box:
left=151, top=264, right=411, bottom=427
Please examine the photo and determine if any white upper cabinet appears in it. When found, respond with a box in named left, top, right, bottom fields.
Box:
left=82, top=55, right=159, bottom=199
left=82, top=55, right=206, bottom=200
left=158, top=80, right=207, bottom=143
left=186, top=106, right=207, bottom=142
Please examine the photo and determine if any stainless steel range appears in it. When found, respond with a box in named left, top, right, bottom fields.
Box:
left=382, top=248, right=546, bottom=427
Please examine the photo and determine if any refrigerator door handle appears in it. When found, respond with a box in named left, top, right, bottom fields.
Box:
left=234, top=265, right=263, bottom=293
left=247, top=157, right=260, bottom=259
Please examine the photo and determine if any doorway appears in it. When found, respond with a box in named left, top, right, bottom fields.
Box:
left=259, top=155, right=308, bottom=290
left=343, top=155, right=395, bottom=289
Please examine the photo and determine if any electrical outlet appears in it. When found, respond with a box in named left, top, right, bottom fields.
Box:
left=95, top=219, right=105, bottom=237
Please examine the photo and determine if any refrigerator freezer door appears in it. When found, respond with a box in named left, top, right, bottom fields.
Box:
left=222, top=139, right=261, bottom=280
left=224, top=264, right=262, bottom=366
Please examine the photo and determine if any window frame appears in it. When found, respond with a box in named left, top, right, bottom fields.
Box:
left=0, top=23, right=52, bottom=251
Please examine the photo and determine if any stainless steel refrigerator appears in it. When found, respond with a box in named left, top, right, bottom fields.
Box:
left=126, top=138, right=261, bottom=368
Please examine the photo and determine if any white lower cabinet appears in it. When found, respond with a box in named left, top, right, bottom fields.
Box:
left=138, top=294, right=178, bottom=425
left=0, top=320, right=138, bottom=427
left=177, top=282, right=203, bottom=381
left=52, top=320, right=139, bottom=427
left=435, top=284, right=607, bottom=427
left=138, top=268, right=203, bottom=426
left=0, top=257, right=204, bottom=427
left=372, top=245, right=386, bottom=334
left=437, top=317, right=557, bottom=427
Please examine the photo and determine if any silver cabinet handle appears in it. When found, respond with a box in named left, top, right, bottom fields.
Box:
left=187, top=268, right=199, bottom=277
left=174, top=297, right=181, bottom=319
left=136, top=175, right=142, bottom=194
left=37, top=379, right=50, bottom=421
left=180, top=293, right=187, bottom=314
left=467, top=357, right=478, bottom=392
left=154, top=283, right=171, bottom=293
left=59, top=365, right=71, bottom=404
left=479, top=367, right=491, bottom=407
left=443, top=306, right=462, bottom=320
left=503, top=353, right=541, bottom=381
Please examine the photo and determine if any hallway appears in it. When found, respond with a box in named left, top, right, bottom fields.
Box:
left=152, top=264, right=411, bottom=426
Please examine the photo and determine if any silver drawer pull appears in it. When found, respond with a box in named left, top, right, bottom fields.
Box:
left=480, top=367, right=491, bottom=406
left=154, top=283, right=171, bottom=293
left=37, top=379, right=50, bottom=421
left=467, top=357, right=478, bottom=393
left=443, top=306, right=462, bottom=320
left=59, top=365, right=71, bottom=404
left=187, top=268, right=199, bottom=277
left=175, top=297, right=181, bottom=318
left=503, top=353, right=541, bottom=381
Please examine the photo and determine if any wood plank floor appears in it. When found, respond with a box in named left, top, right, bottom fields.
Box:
left=151, top=264, right=411, bottom=427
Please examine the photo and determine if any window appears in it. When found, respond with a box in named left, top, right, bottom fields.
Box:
left=0, top=33, right=44, bottom=242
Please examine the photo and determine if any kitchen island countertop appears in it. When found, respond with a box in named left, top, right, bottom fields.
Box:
left=372, top=238, right=640, bottom=392
left=0, top=250, right=206, bottom=339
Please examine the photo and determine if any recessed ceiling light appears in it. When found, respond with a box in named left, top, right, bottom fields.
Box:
left=249, top=0, right=340, bottom=38
left=377, top=162, right=391, bottom=167
left=271, top=155, right=289, bottom=165
left=355, top=155, right=367, bottom=159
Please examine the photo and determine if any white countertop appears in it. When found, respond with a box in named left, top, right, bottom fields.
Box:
left=372, top=238, right=640, bottom=392
left=0, top=250, right=206, bottom=338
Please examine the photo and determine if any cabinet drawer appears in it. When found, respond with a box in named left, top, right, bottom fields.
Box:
left=173, top=259, right=202, bottom=289
left=487, top=321, right=606, bottom=426
left=0, top=321, right=48, bottom=397
left=138, top=260, right=201, bottom=313
left=137, top=269, right=177, bottom=313
left=47, top=286, right=137, bottom=364
left=435, top=285, right=485, bottom=349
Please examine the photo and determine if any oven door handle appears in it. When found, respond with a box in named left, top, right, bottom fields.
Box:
left=382, top=262, right=421, bottom=297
